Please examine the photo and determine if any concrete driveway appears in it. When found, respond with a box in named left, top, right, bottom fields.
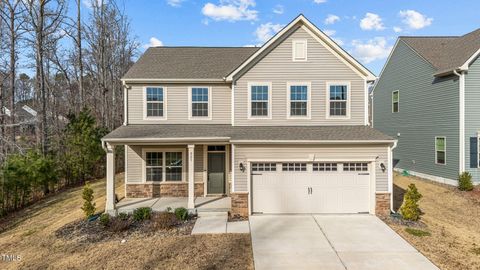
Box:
left=249, top=215, right=439, bottom=270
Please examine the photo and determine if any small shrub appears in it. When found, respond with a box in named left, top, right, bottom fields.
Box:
left=108, top=217, right=131, bottom=232
left=174, top=207, right=189, bottom=221
left=151, top=212, right=178, bottom=230
left=400, top=183, right=422, bottom=221
left=133, top=207, right=152, bottom=222
left=405, top=227, right=431, bottom=237
left=99, top=213, right=110, bottom=227
left=118, top=212, right=129, bottom=220
left=166, top=207, right=173, bottom=213
left=458, top=172, right=474, bottom=191
left=81, top=182, right=96, bottom=218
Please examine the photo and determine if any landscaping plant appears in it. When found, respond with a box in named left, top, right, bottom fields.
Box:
left=99, top=213, right=110, bottom=226
left=81, top=182, right=96, bottom=218
left=133, top=207, right=152, bottom=221
left=152, top=212, right=178, bottom=230
left=174, top=207, right=189, bottom=221
left=400, top=183, right=423, bottom=221
left=458, top=172, right=474, bottom=191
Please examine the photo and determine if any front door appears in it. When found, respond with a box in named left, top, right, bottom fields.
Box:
left=207, top=152, right=226, bottom=194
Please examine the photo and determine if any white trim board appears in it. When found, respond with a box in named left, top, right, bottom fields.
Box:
left=394, top=168, right=458, bottom=186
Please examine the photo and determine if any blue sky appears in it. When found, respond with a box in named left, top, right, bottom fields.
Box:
left=79, top=0, right=480, bottom=75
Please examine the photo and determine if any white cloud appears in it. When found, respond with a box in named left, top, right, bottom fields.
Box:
left=323, top=29, right=336, bottom=36
left=399, top=10, right=433, bottom=30
left=255, top=22, right=284, bottom=43
left=351, top=37, right=393, bottom=63
left=393, top=26, right=402, bottom=33
left=167, top=0, right=184, bottom=7
left=360, top=13, right=385, bottom=31
left=273, top=5, right=284, bottom=15
left=143, top=37, right=164, bottom=49
left=313, top=0, right=327, bottom=3
left=202, top=0, right=258, bottom=22
left=324, top=14, right=340, bottom=25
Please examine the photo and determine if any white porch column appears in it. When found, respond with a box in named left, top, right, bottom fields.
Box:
left=105, top=143, right=116, bottom=215
left=188, top=144, right=195, bottom=209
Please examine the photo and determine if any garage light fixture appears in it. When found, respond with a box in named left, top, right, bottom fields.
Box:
left=380, top=163, right=386, bottom=173
left=240, top=163, right=245, bottom=172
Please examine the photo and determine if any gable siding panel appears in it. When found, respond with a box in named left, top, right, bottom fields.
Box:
left=373, top=41, right=459, bottom=181
left=465, top=56, right=480, bottom=183
left=127, top=84, right=231, bottom=124
left=234, top=27, right=366, bottom=126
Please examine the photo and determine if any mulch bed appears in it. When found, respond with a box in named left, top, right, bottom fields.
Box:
left=379, top=213, right=427, bottom=229
left=55, top=215, right=196, bottom=243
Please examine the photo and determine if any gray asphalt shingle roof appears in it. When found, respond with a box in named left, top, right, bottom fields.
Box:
left=103, top=125, right=394, bottom=142
left=401, top=28, right=480, bottom=73
left=123, top=47, right=259, bottom=80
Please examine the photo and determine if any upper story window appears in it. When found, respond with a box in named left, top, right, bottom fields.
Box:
left=392, top=90, right=399, bottom=113
left=435, top=137, right=446, bottom=165
left=327, top=83, right=349, bottom=118
left=292, top=40, right=307, bottom=61
left=144, top=87, right=165, bottom=119
left=189, top=87, right=211, bottom=119
left=248, top=83, right=271, bottom=118
left=288, top=83, right=310, bottom=118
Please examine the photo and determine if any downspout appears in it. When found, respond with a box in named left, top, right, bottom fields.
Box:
left=390, top=140, right=398, bottom=213
left=123, top=82, right=131, bottom=126
left=453, top=70, right=465, bottom=174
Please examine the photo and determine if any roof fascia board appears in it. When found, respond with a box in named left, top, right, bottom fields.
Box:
left=227, top=140, right=395, bottom=144
left=102, top=137, right=231, bottom=143
left=460, top=47, right=480, bottom=70
left=225, top=15, right=376, bottom=81
left=121, top=78, right=226, bottom=84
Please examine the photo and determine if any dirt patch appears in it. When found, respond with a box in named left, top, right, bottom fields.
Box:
left=228, top=212, right=249, bottom=222
left=0, top=173, right=254, bottom=270
left=384, top=173, right=480, bottom=270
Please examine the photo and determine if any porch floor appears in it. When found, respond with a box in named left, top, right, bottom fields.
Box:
left=116, top=196, right=231, bottom=213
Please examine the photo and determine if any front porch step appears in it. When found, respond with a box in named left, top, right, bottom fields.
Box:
left=197, top=211, right=229, bottom=218
left=196, top=207, right=230, bottom=213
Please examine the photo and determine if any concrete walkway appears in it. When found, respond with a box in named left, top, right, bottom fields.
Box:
left=250, top=215, right=439, bottom=270
left=191, top=212, right=250, bottom=234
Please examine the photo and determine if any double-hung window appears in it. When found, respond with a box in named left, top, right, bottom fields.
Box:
left=145, top=150, right=183, bottom=182
left=288, top=83, right=309, bottom=117
left=190, top=87, right=210, bottom=118
left=435, top=137, right=446, bottom=165
left=328, top=83, right=349, bottom=117
left=145, top=87, right=164, bottom=118
left=392, top=90, right=399, bottom=113
left=249, top=83, right=270, bottom=118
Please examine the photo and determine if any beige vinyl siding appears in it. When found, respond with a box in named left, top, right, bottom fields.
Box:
left=234, top=27, right=366, bottom=126
left=127, top=83, right=231, bottom=124
left=126, top=145, right=204, bottom=183
left=234, top=144, right=389, bottom=192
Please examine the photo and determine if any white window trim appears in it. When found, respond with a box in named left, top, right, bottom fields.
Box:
left=392, top=90, right=399, bottom=113
left=188, top=86, right=212, bottom=120
left=142, top=148, right=186, bottom=183
left=286, top=82, right=311, bottom=119
left=143, top=86, right=167, bottom=120
left=325, top=81, right=351, bottom=119
left=435, top=136, right=446, bottom=165
left=292, top=39, right=308, bottom=62
left=247, top=82, right=272, bottom=119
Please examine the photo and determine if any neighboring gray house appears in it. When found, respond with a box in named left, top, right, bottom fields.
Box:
left=102, top=15, right=396, bottom=217
left=373, top=29, right=480, bottom=185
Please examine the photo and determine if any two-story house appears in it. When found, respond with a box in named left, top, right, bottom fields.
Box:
left=102, top=15, right=396, bottom=217
left=373, top=29, right=480, bottom=186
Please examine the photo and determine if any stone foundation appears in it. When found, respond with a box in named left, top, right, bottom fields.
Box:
left=126, top=182, right=204, bottom=198
left=230, top=192, right=249, bottom=217
left=375, top=193, right=391, bottom=216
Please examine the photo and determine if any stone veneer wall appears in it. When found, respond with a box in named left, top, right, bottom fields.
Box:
left=375, top=193, right=391, bottom=216
left=126, top=183, right=204, bottom=198
left=230, top=192, right=249, bottom=217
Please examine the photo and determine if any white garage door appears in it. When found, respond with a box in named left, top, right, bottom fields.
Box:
left=251, top=162, right=371, bottom=214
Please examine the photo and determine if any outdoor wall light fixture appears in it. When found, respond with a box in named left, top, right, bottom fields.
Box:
left=380, top=163, right=386, bottom=173
left=239, top=163, right=245, bottom=172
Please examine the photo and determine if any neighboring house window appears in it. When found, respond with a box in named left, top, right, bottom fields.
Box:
left=146, top=152, right=163, bottom=182
left=145, top=150, right=183, bottom=182
left=249, top=84, right=270, bottom=118
left=292, top=40, right=307, bottom=61
left=288, top=84, right=310, bottom=117
left=392, top=90, right=399, bottom=113
left=190, top=87, right=210, bottom=118
left=435, top=137, right=446, bottom=165
left=328, top=83, right=349, bottom=117
left=145, top=87, right=164, bottom=118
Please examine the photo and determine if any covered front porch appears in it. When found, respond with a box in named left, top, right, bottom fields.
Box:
left=116, top=196, right=231, bottom=214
